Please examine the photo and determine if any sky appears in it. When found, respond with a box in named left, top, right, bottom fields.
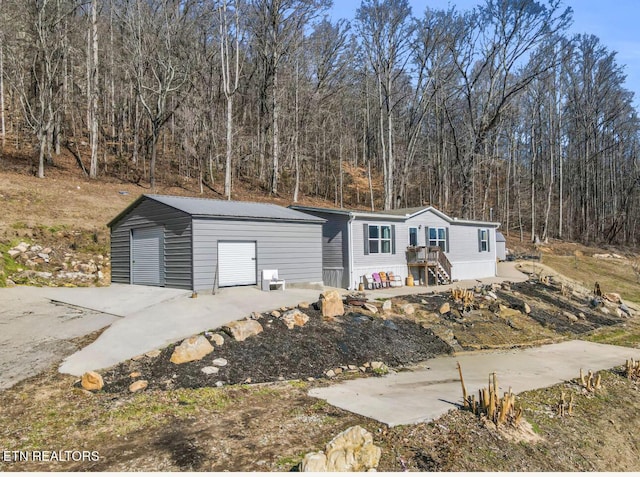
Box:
left=329, top=0, right=640, bottom=107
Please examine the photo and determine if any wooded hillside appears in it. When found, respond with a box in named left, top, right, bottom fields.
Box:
left=0, top=0, right=638, bottom=246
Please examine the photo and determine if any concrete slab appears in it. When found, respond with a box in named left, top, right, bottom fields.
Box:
left=309, top=340, right=637, bottom=427
left=0, top=287, right=118, bottom=390
left=45, top=284, right=189, bottom=317
left=58, top=286, right=323, bottom=376
left=363, top=261, right=528, bottom=299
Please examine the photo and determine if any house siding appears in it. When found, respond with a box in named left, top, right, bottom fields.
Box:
left=351, top=217, right=407, bottom=288
left=192, top=218, right=323, bottom=292
left=293, top=211, right=350, bottom=288
left=447, top=224, right=497, bottom=280
left=110, top=198, right=192, bottom=289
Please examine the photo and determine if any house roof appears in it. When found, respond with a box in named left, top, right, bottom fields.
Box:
left=108, top=195, right=326, bottom=227
left=289, top=205, right=500, bottom=227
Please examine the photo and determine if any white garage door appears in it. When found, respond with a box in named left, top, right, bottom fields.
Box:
left=218, top=241, right=257, bottom=287
left=131, top=226, right=163, bottom=286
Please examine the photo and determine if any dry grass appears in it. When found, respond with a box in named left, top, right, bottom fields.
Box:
left=541, top=254, right=640, bottom=304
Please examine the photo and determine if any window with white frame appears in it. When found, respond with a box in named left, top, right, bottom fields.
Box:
left=368, top=225, right=392, bottom=254
left=479, top=228, right=489, bottom=252
left=428, top=227, right=447, bottom=251
left=409, top=227, right=418, bottom=247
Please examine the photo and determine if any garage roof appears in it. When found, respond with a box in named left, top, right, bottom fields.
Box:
left=108, top=194, right=325, bottom=227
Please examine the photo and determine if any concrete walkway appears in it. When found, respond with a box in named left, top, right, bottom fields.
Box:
left=58, top=286, right=323, bottom=376
left=364, top=261, right=528, bottom=299
left=309, top=340, right=637, bottom=427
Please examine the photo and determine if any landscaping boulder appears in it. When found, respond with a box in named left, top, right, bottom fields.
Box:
left=439, top=302, right=451, bottom=314
left=129, top=380, right=148, bottom=393
left=604, top=293, right=622, bottom=304
left=363, top=303, right=378, bottom=314
left=301, top=425, right=381, bottom=472
left=209, top=333, right=225, bottom=346
left=319, top=290, right=344, bottom=317
left=401, top=303, right=415, bottom=315
left=81, top=371, right=104, bottom=391
left=281, top=309, right=310, bottom=329
left=223, top=320, right=264, bottom=342
left=300, top=452, right=327, bottom=472
left=170, top=335, right=214, bottom=364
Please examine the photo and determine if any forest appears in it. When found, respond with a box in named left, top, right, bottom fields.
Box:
left=0, top=0, right=638, bottom=246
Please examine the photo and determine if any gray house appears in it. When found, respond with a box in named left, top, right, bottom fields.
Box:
left=108, top=195, right=324, bottom=292
left=290, top=205, right=499, bottom=289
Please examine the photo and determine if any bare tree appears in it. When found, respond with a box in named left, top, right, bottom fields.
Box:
left=218, top=0, right=245, bottom=200
left=356, top=0, right=414, bottom=210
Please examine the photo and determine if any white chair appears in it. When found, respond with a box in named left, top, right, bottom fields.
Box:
left=362, top=275, right=377, bottom=289
left=387, top=272, right=403, bottom=287
left=262, top=269, right=285, bottom=291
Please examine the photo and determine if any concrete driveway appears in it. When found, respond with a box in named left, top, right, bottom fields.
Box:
left=0, top=287, right=118, bottom=390
left=309, top=340, right=637, bottom=427
left=58, top=285, right=324, bottom=376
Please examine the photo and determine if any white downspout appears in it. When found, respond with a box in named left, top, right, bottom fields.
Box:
left=348, top=214, right=355, bottom=290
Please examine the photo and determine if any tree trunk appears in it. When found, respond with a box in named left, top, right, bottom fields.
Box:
left=271, top=64, right=279, bottom=195
left=0, top=45, right=5, bottom=151
left=150, top=127, right=157, bottom=188
left=89, top=0, right=99, bottom=178
left=225, top=95, right=232, bottom=199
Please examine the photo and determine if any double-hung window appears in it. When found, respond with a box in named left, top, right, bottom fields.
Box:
left=368, top=225, right=392, bottom=254
left=428, top=227, right=447, bottom=251
left=478, top=229, right=490, bottom=252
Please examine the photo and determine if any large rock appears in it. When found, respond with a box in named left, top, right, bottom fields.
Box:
left=81, top=371, right=104, bottom=391
left=209, top=333, right=225, bottom=346
left=300, top=452, right=328, bottom=472
left=363, top=303, right=378, bottom=314
left=170, top=335, right=214, bottom=364
left=604, top=293, right=622, bottom=304
left=319, top=290, right=344, bottom=317
left=223, top=320, right=264, bottom=342
left=401, top=303, right=415, bottom=315
left=300, top=426, right=381, bottom=472
left=281, top=309, right=310, bottom=329
left=439, top=302, right=451, bottom=314
left=129, top=380, right=148, bottom=393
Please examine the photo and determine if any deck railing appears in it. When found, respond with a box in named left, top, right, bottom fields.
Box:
left=407, top=246, right=452, bottom=282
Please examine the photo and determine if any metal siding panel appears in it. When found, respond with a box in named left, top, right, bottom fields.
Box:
left=109, top=197, right=192, bottom=289
left=218, top=242, right=257, bottom=286
left=192, top=219, right=323, bottom=292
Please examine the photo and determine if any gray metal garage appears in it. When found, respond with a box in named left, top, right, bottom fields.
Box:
left=108, top=194, right=325, bottom=292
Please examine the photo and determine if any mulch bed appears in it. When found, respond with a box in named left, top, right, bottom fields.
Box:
left=101, top=307, right=452, bottom=393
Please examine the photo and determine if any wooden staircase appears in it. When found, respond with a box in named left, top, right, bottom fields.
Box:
left=406, top=246, right=452, bottom=285
left=427, top=247, right=451, bottom=285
